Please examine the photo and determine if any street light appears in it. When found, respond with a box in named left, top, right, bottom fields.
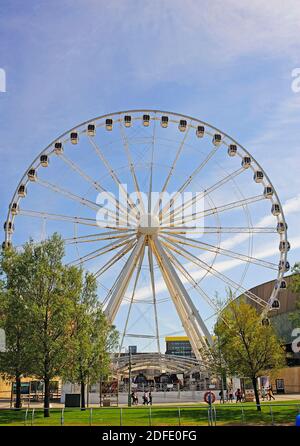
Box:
left=128, top=351, right=132, bottom=407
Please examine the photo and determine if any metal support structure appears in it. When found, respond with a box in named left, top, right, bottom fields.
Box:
left=104, top=236, right=145, bottom=322
left=151, top=236, right=213, bottom=360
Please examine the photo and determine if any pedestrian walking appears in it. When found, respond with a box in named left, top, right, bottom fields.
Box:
left=235, top=388, right=242, bottom=403
left=219, top=390, right=224, bottom=404
left=143, top=391, right=149, bottom=405
left=267, top=385, right=275, bottom=401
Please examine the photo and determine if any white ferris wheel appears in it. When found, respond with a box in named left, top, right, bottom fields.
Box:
left=4, top=110, right=289, bottom=360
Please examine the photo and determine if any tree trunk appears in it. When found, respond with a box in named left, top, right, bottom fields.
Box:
left=81, top=381, right=86, bottom=410
left=15, top=375, right=22, bottom=409
left=252, top=376, right=261, bottom=412
left=44, top=377, right=50, bottom=417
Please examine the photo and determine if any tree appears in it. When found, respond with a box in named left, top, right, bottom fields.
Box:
left=64, top=272, right=118, bottom=409
left=213, top=299, right=285, bottom=411
left=288, top=263, right=300, bottom=327
left=0, top=247, right=35, bottom=408
left=20, top=234, right=80, bottom=417
left=199, top=292, right=229, bottom=396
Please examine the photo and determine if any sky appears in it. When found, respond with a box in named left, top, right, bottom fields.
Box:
left=1, top=0, right=300, bottom=351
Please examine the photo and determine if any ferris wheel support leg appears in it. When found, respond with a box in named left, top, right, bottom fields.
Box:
left=151, top=237, right=213, bottom=359
left=104, top=236, right=145, bottom=322
left=157, top=262, right=205, bottom=360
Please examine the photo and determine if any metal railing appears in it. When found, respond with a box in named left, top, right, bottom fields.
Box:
left=0, top=402, right=299, bottom=426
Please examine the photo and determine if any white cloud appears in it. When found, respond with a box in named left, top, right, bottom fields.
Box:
left=95, top=0, right=300, bottom=82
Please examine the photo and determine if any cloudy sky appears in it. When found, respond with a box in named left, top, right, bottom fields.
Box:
left=1, top=0, right=300, bottom=349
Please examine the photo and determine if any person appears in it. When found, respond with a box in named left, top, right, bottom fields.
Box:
left=235, top=388, right=242, bottom=403
left=133, top=392, right=138, bottom=405
left=219, top=390, right=224, bottom=404
left=143, top=391, right=148, bottom=405
left=268, top=385, right=275, bottom=401
left=261, top=387, right=266, bottom=401
left=131, top=391, right=135, bottom=405
left=228, top=389, right=234, bottom=403
left=148, top=391, right=152, bottom=406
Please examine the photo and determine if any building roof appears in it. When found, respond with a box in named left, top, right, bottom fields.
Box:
left=165, top=336, right=190, bottom=342
left=242, top=273, right=299, bottom=316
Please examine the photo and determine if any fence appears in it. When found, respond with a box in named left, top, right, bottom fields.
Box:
left=0, top=403, right=299, bottom=426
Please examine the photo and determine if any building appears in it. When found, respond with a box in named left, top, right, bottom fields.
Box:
left=165, top=336, right=194, bottom=357
left=128, top=345, right=137, bottom=354
left=237, top=274, right=300, bottom=393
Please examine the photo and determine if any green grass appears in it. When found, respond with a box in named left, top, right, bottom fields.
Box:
left=0, top=401, right=299, bottom=426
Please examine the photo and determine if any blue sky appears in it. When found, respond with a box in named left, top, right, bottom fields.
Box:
left=1, top=0, right=300, bottom=351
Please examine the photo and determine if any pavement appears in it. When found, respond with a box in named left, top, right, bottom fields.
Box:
left=0, top=392, right=300, bottom=409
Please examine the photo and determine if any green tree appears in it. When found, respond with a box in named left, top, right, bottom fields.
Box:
left=288, top=263, right=300, bottom=327
left=20, top=234, right=81, bottom=417
left=64, top=272, right=118, bottom=409
left=0, top=247, right=35, bottom=408
left=214, top=299, right=285, bottom=411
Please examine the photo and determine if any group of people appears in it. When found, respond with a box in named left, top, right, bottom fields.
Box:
left=218, top=385, right=275, bottom=403
left=131, top=390, right=152, bottom=406
left=218, top=389, right=236, bottom=403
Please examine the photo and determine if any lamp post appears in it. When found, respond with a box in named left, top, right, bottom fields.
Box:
left=218, top=335, right=226, bottom=403
left=128, top=351, right=132, bottom=407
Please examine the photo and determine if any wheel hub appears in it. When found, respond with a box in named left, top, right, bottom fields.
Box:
left=137, top=213, right=160, bottom=236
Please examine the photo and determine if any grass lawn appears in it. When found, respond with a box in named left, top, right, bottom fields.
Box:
left=0, top=401, right=299, bottom=426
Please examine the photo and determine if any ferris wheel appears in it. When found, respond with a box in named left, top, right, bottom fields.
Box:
left=3, top=110, right=289, bottom=360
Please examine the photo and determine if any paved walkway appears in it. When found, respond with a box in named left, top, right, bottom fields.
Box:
left=1, top=393, right=300, bottom=409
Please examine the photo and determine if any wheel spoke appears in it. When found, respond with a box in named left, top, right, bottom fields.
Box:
left=167, top=194, right=265, bottom=226
left=160, top=226, right=277, bottom=234
left=36, top=177, right=129, bottom=225
left=95, top=239, right=137, bottom=281
left=161, top=236, right=266, bottom=308
left=154, top=121, right=191, bottom=214
left=64, top=230, right=136, bottom=245
left=104, top=236, right=146, bottom=322
left=161, top=167, right=244, bottom=224
left=57, top=152, right=137, bottom=225
left=161, top=233, right=278, bottom=270
left=162, top=243, right=230, bottom=327
left=158, top=143, right=220, bottom=219
left=87, top=135, right=140, bottom=220
left=18, top=209, right=132, bottom=230
left=162, top=243, right=221, bottom=313
left=67, top=234, right=136, bottom=266
left=148, top=113, right=157, bottom=214
left=119, top=119, right=145, bottom=215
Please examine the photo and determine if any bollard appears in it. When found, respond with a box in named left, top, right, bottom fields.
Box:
left=89, top=407, right=93, bottom=426
left=61, top=408, right=64, bottom=426
left=178, top=407, right=181, bottom=426
left=120, top=407, right=122, bottom=426
left=149, top=406, right=152, bottom=426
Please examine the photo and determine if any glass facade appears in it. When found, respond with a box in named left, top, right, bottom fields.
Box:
left=165, top=337, right=194, bottom=357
